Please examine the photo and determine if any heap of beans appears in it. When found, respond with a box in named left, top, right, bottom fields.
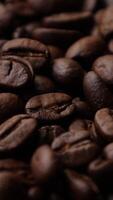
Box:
left=0, top=0, right=113, bottom=199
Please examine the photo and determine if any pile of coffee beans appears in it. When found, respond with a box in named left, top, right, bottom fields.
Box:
left=1, top=0, right=113, bottom=199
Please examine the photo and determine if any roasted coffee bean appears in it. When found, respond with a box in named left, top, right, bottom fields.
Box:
left=30, top=28, right=82, bottom=48
left=34, top=75, right=55, bottom=94
left=52, top=58, right=84, bottom=90
left=51, top=127, right=90, bottom=151
left=66, top=36, right=105, bottom=68
left=0, top=159, right=28, bottom=172
left=72, top=97, right=92, bottom=118
left=0, top=56, right=33, bottom=89
left=69, top=118, right=92, bottom=136
left=0, top=172, right=26, bottom=200
left=65, top=170, right=102, bottom=200
left=83, top=71, right=113, bottom=111
left=0, top=93, right=23, bottom=121
left=42, top=12, right=93, bottom=33
left=0, top=4, right=14, bottom=36
left=94, top=108, right=113, bottom=141
left=25, top=93, right=76, bottom=121
left=99, top=6, right=113, bottom=38
left=31, top=145, right=59, bottom=184
left=90, top=123, right=102, bottom=144
left=103, top=142, right=113, bottom=160
left=38, top=125, right=65, bottom=144
left=47, top=45, right=64, bottom=59
left=28, top=0, right=83, bottom=15
left=93, top=55, right=113, bottom=85
left=88, top=157, right=113, bottom=180
left=1, top=38, right=50, bottom=72
left=52, top=139, right=99, bottom=167
left=0, top=114, right=37, bottom=155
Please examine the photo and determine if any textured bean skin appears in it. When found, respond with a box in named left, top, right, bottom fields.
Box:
left=25, top=93, right=76, bottom=121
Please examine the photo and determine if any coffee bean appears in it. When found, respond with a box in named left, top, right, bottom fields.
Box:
left=66, top=36, right=105, bottom=69
left=65, top=170, right=102, bottom=200
left=94, top=108, right=113, bottom=141
left=30, top=28, right=82, bottom=48
left=0, top=172, right=26, bottom=200
left=52, top=139, right=99, bottom=167
left=38, top=125, right=65, bottom=144
left=83, top=71, right=113, bottom=111
left=25, top=93, right=76, bottom=121
left=47, top=45, right=64, bottom=59
left=42, top=12, right=93, bottom=33
left=31, top=145, right=59, bottom=184
left=0, top=159, right=28, bottom=172
left=0, top=93, right=23, bottom=121
left=93, top=55, right=113, bottom=85
left=104, top=142, right=113, bottom=160
left=99, top=6, right=113, bottom=38
left=88, top=157, right=113, bottom=186
left=69, top=118, right=92, bottom=136
left=2, top=38, right=50, bottom=72
left=52, top=58, right=84, bottom=90
left=0, top=56, right=33, bottom=89
left=28, top=0, right=83, bottom=15
left=34, top=75, right=55, bottom=94
left=0, top=114, right=37, bottom=155
left=72, top=97, right=92, bottom=118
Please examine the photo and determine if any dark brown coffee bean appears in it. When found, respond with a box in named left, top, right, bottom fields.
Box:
left=0, top=172, right=26, bottom=200
left=28, top=0, right=83, bottom=15
left=72, top=98, right=92, bottom=118
left=51, top=126, right=90, bottom=151
left=69, top=118, right=92, bottom=137
left=88, top=157, right=113, bottom=180
left=83, top=71, right=113, bottom=111
left=34, top=75, right=55, bottom=94
left=7, top=1, right=35, bottom=18
left=52, top=58, right=84, bottom=89
left=94, top=108, right=113, bottom=141
left=42, top=12, right=93, bottom=33
left=0, top=159, right=28, bottom=172
left=0, top=56, right=33, bottom=89
left=30, top=28, right=82, bottom=48
left=99, top=6, right=113, bottom=38
left=13, top=23, right=40, bottom=39
left=31, top=145, right=59, bottom=184
left=0, top=4, right=14, bottom=36
left=90, top=123, right=102, bottom=144
left=0, top=93, right=23, bottom=121
left=25, top=93, right=76, bottom=121
left=52, top=139, right=99, bottom=167
left=93, top=55, right=113, bottom=85
left=65, top=170, right=101, bottom=200
left=103, top=142, right=113, bottom=160
left=0, top=114, right=37, bottom=155
left=2, top=38, right=50, bottom=72
left=66, top=36, right=105, bottom=68
left=47, top=45, right=64, bottom=59
left=38, top=125, right=65, bottom=144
